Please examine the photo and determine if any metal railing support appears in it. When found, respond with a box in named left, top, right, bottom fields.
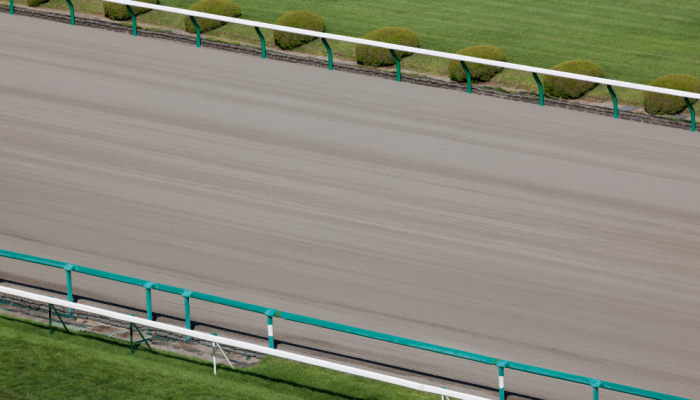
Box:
left=48, top=303, right=69, bottom=335
left=267, top=316, right=274, bottom=348
left=607, top=85, right=618, bottom=118
left=255, top=27, right=266, bottom=59
left=183, top=290, right=193, bottom=340
left=144, top=282, right=154, bottom=334
left=684, top=97, right=696, bottom=132
left=532, top=73, right=544, bottom=106
left=390, top=49, right=401, bottom=82
left=128, top=313, right=152, bottom=353
left=591, top=379, right=602, bottom=400
left=264, top=309, right=278, bottom=348
left=9, top=0, right=13, bottom=15
left=65, top=0, right=75, bottom=25
left=499, top=366, right=505, bottom=400
left=322, top=38, right=333, bottom=70
left=460, top=61, right=472, bottom=94
left=212, top=332, right=218, bottom=374
left=189, top=16, right=200, bottom=47
left=64, top=265, right=75, bottom=317
left=126, top=5, right=137, bottom=36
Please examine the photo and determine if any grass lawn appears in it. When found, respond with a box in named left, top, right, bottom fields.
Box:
left=0, top=314, right=437, bottom=400
left=5, top=0, right=699, bottom=107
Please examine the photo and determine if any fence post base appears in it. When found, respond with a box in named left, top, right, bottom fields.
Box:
left=684, top=97, right=696, bottom=132
left=255, top=27, right=266, bottom=59
left=390, top=49, right=401, bottom=82
left=460, top=61, right=472, bottom=93
left=126, top=6, right=137, bottom=36
left=322, top=38, right=333, bottom=70
left=66, top=0, right=74, bottom=25
left=189, top=16, right=201, bottom=47
left=607, top=85, right=618, bottom=118
left=532, top=73, right=543, bottom=106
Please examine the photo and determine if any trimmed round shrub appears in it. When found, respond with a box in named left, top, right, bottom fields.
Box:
left=274, top=11, right=325, bottom=50
left=184, top=0, right=241, bottom=34
left=104, top=0, right=157, bottom=21
left=543, top=60, right=603, bottom=99
left=449, top=45, right=505, bottom=82
left=27, top=0, right=48, bottom=7
left=644, top=74, right=700, bottom=115
left=356, top=27, right=419, bottom=67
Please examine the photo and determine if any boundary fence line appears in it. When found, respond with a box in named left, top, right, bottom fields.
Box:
left=0, top=249, right=691, bottom=400
left=6, top=0, right=698, bottom=131
left=0, top=285, right=486, bottom=400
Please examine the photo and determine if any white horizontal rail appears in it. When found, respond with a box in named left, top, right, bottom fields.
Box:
left=103, top=0, right=700, bottom=100
left=0, top=285, right=486, bottom=400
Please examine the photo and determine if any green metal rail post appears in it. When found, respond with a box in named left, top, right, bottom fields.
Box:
left=607, top=85, right=618, bottom=118
left=265, top=309, right=276, bottom=348
left=591, top=380, right=602, bottom=400
left=684, top=98, right=696, bottom=132
left=189, top=16, right=200, bottom=47
left=64, top=265, right=74, bottom=317
left=532, top=73, right=544, bottom=106
left=48, top=304, right=69, bottom=335
left=183, top=290, right=193, bottom=340
left=460, top=61, right=472, bottom=94
left=65, top=0, right=74, bottom=25
left=144, top=282, right=154, bottom=334
left=126, top=6, right=137, bottom=36
left=322, top=38, right=333, bottom=70
left=9, top=0, right=13, bottom=15
left=390, top=49, right=401, bottom=82
left=499, top=366, right=505, bottom=400
left=255, top=27, right=266, bottom=59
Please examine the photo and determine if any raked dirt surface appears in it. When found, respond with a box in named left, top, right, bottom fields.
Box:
left=1, top=12, right=699, bottom=400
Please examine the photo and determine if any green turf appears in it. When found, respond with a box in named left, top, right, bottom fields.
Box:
left=0, top=314, right=436, bottom=400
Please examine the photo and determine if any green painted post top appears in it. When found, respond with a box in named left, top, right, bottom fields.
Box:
left=264, top=309, right=280, bottom=318
left=590, top=380, right=602, bottom=388
left=63, top=264, right=76, bottom=272
left=182, top=290, right=194, bottom=298
left=211, top=332, right=217, bottom=336
left=143, top=281, right=155, bottom=290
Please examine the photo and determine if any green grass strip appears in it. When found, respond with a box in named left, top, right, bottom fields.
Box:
left=0, top=314, right=436, bottom=400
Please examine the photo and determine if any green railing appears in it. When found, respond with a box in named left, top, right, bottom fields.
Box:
left=0, top=249, right=689, bottom=400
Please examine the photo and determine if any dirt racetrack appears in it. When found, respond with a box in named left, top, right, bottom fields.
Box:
left=0, top=12, right=698, bottom=400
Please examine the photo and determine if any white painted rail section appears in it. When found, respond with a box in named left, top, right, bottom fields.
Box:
left=103, top=0, right=700, bottom=101
left=0, top=285, right=486, bottom=400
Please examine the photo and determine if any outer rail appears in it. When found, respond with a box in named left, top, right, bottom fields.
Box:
left=0, top=249, right=690, bottom=400
left=96, top=0, right=700, bottom=101
left=0, top=286, right=485, bottom=400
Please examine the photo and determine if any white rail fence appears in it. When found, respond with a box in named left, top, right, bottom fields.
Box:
left=0, top=285, right=485, bottom=400
left=102, top=0, right=700, bottom=103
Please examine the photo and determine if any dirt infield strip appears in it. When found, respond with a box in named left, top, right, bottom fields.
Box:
left=0, top=11, right=699, bottom=400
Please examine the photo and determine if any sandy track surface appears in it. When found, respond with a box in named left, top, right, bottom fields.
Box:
left=1, top=13, right=698, bottom=400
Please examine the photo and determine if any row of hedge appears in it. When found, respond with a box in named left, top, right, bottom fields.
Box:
left=46, top=0, right=693, bottom=116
